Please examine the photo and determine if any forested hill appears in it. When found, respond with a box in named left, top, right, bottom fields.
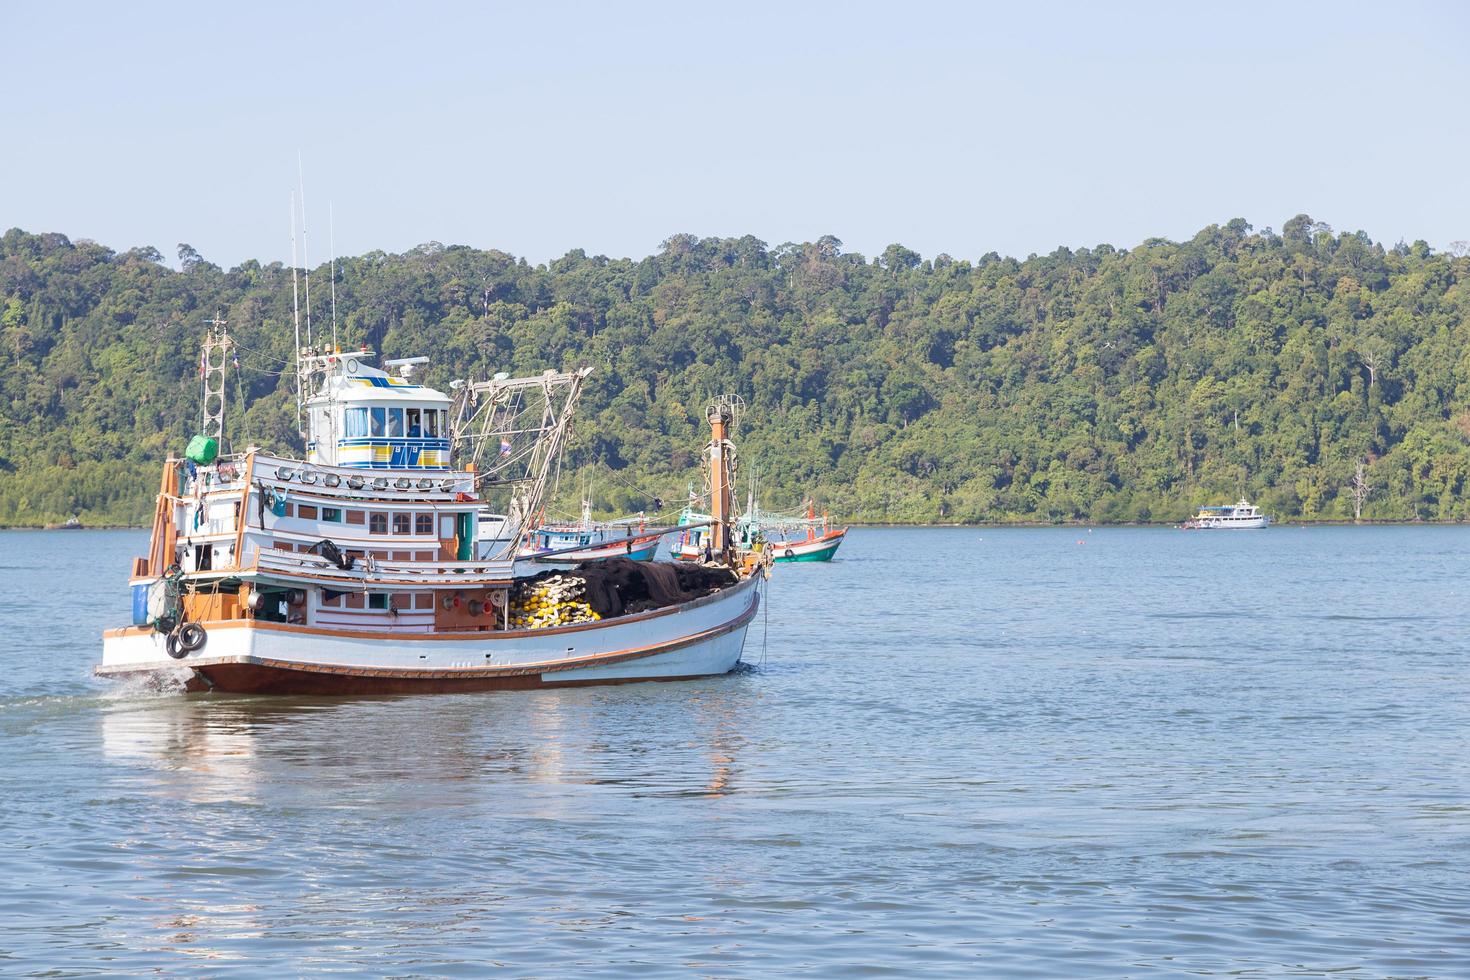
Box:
left=2, top=218, right=1469, bottom=527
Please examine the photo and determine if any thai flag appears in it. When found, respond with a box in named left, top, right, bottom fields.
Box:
left=499, top=439, right=512, bottom=456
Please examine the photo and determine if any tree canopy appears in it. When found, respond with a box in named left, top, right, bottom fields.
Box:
left=2, top=219, right=1469, bottom=526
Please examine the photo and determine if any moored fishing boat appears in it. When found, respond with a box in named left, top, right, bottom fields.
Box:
left=677, top=497, right=847, bottom=563
left=517, top=499, right=666, bottom=563
left=96, top=334, right=768, bottom=694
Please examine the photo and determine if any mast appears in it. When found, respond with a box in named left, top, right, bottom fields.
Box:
left=705, top=394, right=744, bottom=562
left=290, top=192, right=303, bottom=439
left=200, top=314, right=230, bottom=449
left=329, top=201, right=339, bottom=351
left=298, top=157, right=313, bottom=346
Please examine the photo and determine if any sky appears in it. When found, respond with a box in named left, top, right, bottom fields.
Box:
left=3, top=1, right=1467, bottom=268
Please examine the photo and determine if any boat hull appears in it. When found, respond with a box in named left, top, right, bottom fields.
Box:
left=99, top=576, right=760, bottom=695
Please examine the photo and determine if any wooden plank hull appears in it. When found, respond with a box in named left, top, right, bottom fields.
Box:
left=99, top=576, right=760, bottom=695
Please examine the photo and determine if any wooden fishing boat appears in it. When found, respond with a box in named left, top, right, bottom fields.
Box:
left=97, top=334, right=767, bottom=695
left=517, top=500, right=666, bottom=563
left=676, top=497, right=846, bottom=563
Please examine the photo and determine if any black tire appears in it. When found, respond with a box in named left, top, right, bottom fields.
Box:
left=178, top=622, right=207, bottom=653
left=784, top=549, right=795, bottom=559
left=165, top=631, right=187, bottom=659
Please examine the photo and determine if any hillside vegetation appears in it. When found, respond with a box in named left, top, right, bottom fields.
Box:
left=2, top=218, right=1469, bottom=527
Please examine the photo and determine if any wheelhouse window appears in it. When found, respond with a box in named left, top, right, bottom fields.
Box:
left=370, top=407, right=386, bottom=437
left=388, top=408, right=405, bottom=438
left=392, top=513, right=411, bottom=535
left=346, top=408, right=369, bottom=438
left=426, top=410, right=441, bottom=438
left=369, top=513, right=388, bottom=534
left=406, top=408, right=422, bottom=437
left=415, top=513, right=433, bottom=536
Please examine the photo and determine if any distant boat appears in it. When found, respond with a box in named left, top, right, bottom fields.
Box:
left=55, top=515, right=83, bottom=530
left=517, top=499, right=666, bottom=563
left=676, top=497, right=847, bottom=563
left=1182, top=498, right=1269, bottom=529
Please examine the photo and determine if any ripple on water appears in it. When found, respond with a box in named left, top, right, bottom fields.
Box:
left=3, top=527, right=1470, bottom=974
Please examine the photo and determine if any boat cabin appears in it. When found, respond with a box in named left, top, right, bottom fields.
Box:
left=305, top=351, right=451, bottom=469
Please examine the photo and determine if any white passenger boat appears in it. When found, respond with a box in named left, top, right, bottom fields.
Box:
left=1181, top=497, right=1270, bottom=529
left=97, top=337, right=767, bottom=695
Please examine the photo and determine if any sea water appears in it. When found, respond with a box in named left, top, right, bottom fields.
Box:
left=2, top=526, right=1468, bottom=975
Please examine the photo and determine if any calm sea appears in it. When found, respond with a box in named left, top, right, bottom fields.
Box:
left=2, top=526, right=1469, bottom=976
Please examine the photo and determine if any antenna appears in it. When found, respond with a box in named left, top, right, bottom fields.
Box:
left=329, top=201, right=339, bottom=350
left=298, top=154, right=312, bottom=346
left=290, top=191, right=303, bottom=439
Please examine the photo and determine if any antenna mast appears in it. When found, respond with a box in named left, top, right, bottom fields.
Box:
left=329, top=201, right=339, bottom=351
left=290, top=192, right=304, bottom=439
left=298, top=155, right=312, bottom=346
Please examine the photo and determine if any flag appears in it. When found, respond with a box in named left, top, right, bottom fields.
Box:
left=499, top=439, right=512, bottom=456
left=198, top=350, right=206, bottom=378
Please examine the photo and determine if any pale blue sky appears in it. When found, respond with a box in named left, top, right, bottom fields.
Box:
left=4, top=1, right=1466, bottom=267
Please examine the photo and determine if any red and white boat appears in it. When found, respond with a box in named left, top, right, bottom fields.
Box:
left=97, top=335, right=767, bottom=695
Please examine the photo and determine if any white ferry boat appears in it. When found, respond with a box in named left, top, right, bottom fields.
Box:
left=1182, top=497, right=1270, bottom=529
left=97, top=340, right=767, bottom=695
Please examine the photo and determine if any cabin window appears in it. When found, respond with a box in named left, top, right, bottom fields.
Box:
left=440, top=516, right=455, bottom=538
left=392, top=513, right=411, bottom=535
left=415, top=513, right=433, bottom=535
left=370, top=513, right=388, bottom=534
left=322, top=507, right=343, bottom=523
left=346, top=408, right=369, bottom=438
left=297, top=504, right=318, bottom=520
left=388, top=408, right=404, bottom=438
left=370, top=407, right=386, bottom=437
left=346, top=510, right=366, bottom=525
left=346, top=593, right=365, bottom=609
left=320, top=590, right=342, bottom=608
left=368, top=593, right=390, bottom=611
left=426, top=410, right=441, bottom=438
left=406, top=408, right=422, bottom=437
left=415, top=593, right=434, bottom=610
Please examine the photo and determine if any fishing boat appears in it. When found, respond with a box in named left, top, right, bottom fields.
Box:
left=676, top=496, right=847, bottom=563
left=1181, top=497, right=1270, bottom=529
left=96, top=331, right=768, bottom=694
left=761, top=500, right=847, bottom=562
left=517, top=499, right=665, bottom=563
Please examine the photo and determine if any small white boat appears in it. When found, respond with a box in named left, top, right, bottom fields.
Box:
left=1182, top=498, right=1270, bottom=529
